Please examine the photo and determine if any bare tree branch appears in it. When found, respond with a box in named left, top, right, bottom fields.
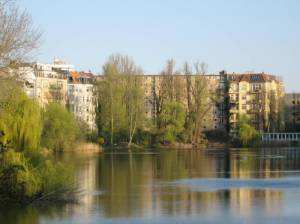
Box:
left=0, top=0, right=41, bottom=75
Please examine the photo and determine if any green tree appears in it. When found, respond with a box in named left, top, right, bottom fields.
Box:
left=96, top=62, right=126, bottom=146
left=236, top=114, right=260, bottom=147
left=41, top=103, right=80, bottom=151
left=157, top=101, right=186, bottom=144
left=95, top=54, right=146, bottom=147
left=0, top=78, right=42, bottom=152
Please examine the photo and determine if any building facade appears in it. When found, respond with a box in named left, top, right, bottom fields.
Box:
left=68, top=71, right=97, bottom=131
left=284, top=93, right=300, bottom=132
left=20, top=61, right=284, bottom=136
left=19, top=61, right=70, bottom=108
left=225, top=72, right=284, bottom=135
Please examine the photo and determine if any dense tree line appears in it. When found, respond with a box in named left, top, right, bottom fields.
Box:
left=95, top=55, right=220, bottom=148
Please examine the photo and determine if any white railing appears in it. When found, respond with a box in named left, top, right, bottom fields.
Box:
left=262, top=133, right=300, bottom=141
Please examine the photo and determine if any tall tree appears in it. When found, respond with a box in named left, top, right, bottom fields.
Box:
left=95, top=54, right=146, bottom=146
left=184, top=62, right=219, bottom=144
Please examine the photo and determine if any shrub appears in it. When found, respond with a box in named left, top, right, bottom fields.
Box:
left=42, top=103, right=80, bottom=151
left=0, top=150, right=74, bottom=204
left=0, top=150, right=40, bottom=202
left=38, top=159, right=73, bottom=194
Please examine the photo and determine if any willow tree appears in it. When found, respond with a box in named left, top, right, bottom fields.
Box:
left=0, top=78, right=42, bottom=152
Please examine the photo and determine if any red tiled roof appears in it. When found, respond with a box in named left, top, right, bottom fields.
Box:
left=69, top=71, right=95, bottom=83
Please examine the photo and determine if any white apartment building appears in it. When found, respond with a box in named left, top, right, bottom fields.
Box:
left=68, top=71, right=96, bottom=131
left=19, top=61, right=69, bottom=108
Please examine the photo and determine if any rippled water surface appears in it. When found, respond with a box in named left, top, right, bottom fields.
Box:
left=2, top=148, right=300, bottom=224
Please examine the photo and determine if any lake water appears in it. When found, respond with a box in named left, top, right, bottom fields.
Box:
left=1, top=148, right=300, bottom=224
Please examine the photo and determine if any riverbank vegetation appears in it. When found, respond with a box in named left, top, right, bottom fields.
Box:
left=42, top=103, right=81, bottom=151
left=0, top=79, right=76, bottom=204
left=0, top=0, right=77, bottom=204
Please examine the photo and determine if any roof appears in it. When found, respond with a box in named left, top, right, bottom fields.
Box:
left=69, top=71, right=95, bottom=84
left=227, top=73, right=279, bottom=83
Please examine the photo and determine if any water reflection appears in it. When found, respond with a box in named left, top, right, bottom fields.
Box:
left=94, top=149, right=289, bottom=219
left=2, top=148, right=300, bottom=223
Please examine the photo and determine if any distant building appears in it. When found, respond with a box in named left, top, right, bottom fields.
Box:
left=19, top=61, right=70, bottom=107
left=68, top=71, right=97, bottom=131
left=33, top=63, right=68, bottom=107
left=18, top=66, right=35, bottom=98
left=225, top=72, right=284, bottom=134
left=284, top=93, right=300, bottom=132
left=19, top=61, right=285, bottom=136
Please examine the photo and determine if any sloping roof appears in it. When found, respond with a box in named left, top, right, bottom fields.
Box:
left=69, top=71, right=95, bottom=83
left=228, top=73, right=278, bottom=83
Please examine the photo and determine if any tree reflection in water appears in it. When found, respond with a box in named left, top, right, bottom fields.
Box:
left=2, top=148, right=300, bottom=223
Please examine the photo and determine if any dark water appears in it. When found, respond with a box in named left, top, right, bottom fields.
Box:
left=2, top=148, right=300, bottom=224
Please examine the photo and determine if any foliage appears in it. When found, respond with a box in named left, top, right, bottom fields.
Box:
left=156, top=101, right=186, bottom=144
left=0, top=150, right=40, bottom=202
left=236, top=114, right=260, bottom=147
left=0, top=78, right=42, bottom=152
left=95, top=54, right=146, bottom=146
left=0, top=0, right=74, bottom=204
left=95, top=56, right=219, bottom=147
left=0, top=150, right=74, bottom=204
left=41, top=103, right=80, bottom=151
left=38, top=159, right=73, bottom=194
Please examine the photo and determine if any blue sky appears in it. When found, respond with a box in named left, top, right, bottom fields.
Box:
left=20, top=0, right=300, bottom=92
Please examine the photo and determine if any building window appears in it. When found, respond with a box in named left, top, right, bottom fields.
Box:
left=252, top=84, right=261, bottom=91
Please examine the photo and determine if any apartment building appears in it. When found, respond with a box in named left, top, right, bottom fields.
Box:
left=68, top=71, right=97, bottom=131
left=33, top=63, right=68, bottom=107
left=284, top=93, right=300, bottom=132
left=19, top=61, right=284, bottom=136
left=225, top=72, right=284, bottom=134
left=19, top=61, right=70, bottom=107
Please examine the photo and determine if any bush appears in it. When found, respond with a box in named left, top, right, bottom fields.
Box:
left=42, top=103, right=80, bottom=151
left=38, top=159, right=73, bottom=194
left=0, top=150, right=74, bottom=204
left=0, top=150, right=40, bottom=202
